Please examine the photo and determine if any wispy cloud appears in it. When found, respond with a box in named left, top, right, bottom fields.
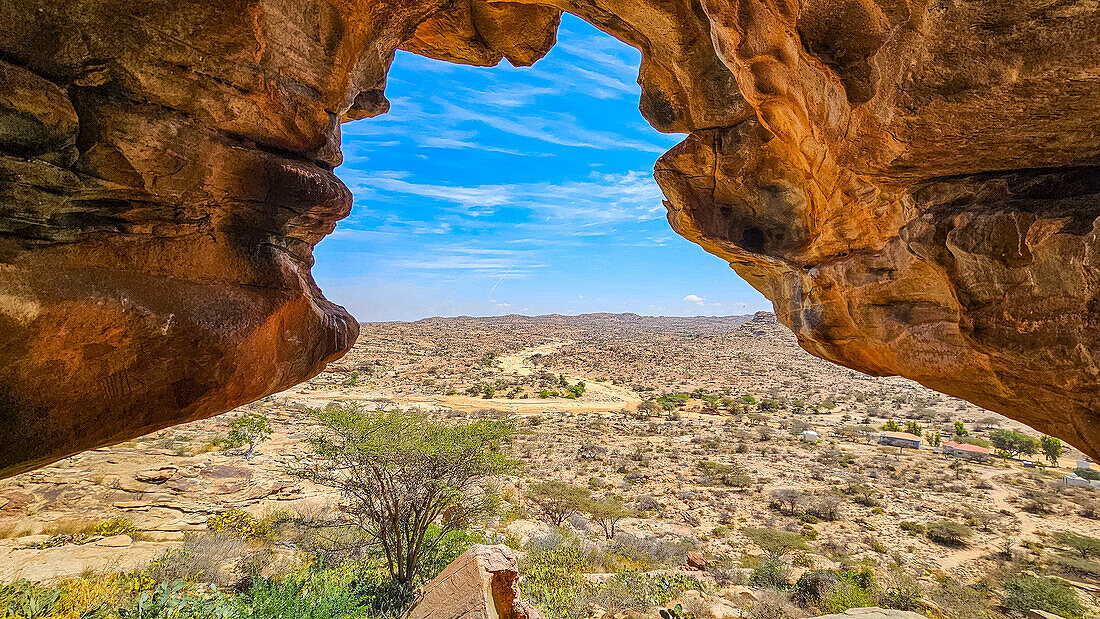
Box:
left=311, top=15, right=771, bottom=322
left=340, top=168, right=666, bottom=224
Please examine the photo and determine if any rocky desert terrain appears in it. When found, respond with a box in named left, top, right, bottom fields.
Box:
left=0, top=313, right=1096, bottom=619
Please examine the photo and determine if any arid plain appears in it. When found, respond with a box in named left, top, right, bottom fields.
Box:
left=1, top=313, right=1097, bottom=618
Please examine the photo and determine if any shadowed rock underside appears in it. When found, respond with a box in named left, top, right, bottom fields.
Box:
left=0, top=0, right=1098, bottom=476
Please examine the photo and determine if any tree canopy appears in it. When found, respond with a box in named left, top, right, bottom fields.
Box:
left=293, top=403, right=517, bottom=586
left=1040, top=435, right=1063, bottom=465
left=990, top=429, right=1039, bottom=458
left=525, top=480, right=590, bottom=526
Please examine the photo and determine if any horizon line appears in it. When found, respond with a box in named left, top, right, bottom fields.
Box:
left=357, top=310, right=773, bottom=325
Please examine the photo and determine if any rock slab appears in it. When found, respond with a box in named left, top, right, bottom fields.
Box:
left=406, top=544, right=544, bottom=619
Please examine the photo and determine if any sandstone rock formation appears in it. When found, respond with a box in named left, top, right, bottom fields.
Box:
left=406, top=544, right=544, bottom=619
left=0, top=0, right=1098, bottom=475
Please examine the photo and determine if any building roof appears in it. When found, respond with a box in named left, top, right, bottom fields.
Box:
left=943, top=441, right=991, bottom=454
left=881, top=431, right=922, bottom=442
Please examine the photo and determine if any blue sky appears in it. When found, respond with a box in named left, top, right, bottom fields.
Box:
left=314, top=14, right=770, bottom=322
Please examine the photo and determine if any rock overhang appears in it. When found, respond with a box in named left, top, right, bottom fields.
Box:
left=0, top=0, right=1098, bottom=476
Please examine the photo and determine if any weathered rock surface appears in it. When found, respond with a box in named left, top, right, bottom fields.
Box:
left=0, top=0, right=1099, bottom=474
left=406, top=544, right=544, bottom=619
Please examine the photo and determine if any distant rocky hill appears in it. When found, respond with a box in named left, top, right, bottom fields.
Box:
left=368, top=312, right=755, bottom=334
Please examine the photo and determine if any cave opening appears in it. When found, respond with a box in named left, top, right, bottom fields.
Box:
left=312, top=14, right=769, bottom=323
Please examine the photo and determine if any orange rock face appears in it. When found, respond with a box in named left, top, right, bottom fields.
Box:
left=1, top=0, right=1098, bottom=475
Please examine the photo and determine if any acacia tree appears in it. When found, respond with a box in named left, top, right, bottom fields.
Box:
left=225, top=413, right=272, bottom=459
left=1054, top=531, right=1100, bottom=559
left=584, top=495, right=639, bottom=540
left=293, top=403, right=516, bottom=587
left=525, top=480, right=590, bottom=525
left=770, top=488, right=805, bottom=515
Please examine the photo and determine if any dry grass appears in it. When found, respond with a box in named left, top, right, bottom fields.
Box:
left=41, top=518, right=99, bottom=537
left=52, top=572, right=128, bottom=619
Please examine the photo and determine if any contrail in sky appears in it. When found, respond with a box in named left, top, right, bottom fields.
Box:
left=488, top=265, right=515, bottom=297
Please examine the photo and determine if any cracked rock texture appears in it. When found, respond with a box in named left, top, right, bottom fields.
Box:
left=0, top=0, right=1098, bottom=476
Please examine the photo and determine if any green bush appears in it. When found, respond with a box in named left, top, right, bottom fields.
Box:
left=415, top=527, right=487, bottom=582
left=695, top=460, right=752, bottom=487
left=1076, top=467, right=1100, bottom=481
left=743, top=527, right=810, bottom=558
left=1049, top=554, right=1100, bottom=580
left=792, top=570, right=838, bottom=607
left=1053, top=531, right=1100, bottom=558
left=119, top=580, right=231, bottom=619
left=591, top=573, right=704, bottom=612
left=238, top=562, right=408, bottom=619
left=521, top=537, right=587, bottom=619
left=928, top=580, right=991, bottom=619
left=820, top=572, right=876, bottom=614
left=1002, top=575, right=1085, bottom=619
left=207, top=509, right=270, bottom=541
left=0, top=580, right=61, bottom=619
left=225, top=413, right=273, bottom=459
left=94, top=517, right=139, bottom=538
left=926, top=520, right=973, bottom=546
left=521, top=532, right=702, bottom=619
left=750, top=559, right=790, bottom=589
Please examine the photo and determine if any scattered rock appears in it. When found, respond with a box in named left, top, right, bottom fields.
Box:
left=677, top=590, right=739, bottom=619
left=686, top=551, right=710, bottom=570
left=134, top=467, right=177, bottom=484
left=720, top=586, right=761, bottom=603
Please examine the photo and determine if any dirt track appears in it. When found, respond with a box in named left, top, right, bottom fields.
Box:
left=290, top=340, right=643, bottom=415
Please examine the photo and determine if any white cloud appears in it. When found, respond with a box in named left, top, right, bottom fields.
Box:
left=682, top=294, right=706, bottom=306
left=339, top=169, right=667, bottom=224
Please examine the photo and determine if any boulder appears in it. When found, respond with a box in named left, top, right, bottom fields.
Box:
left=720, top=586, right=761, bottom=603
left=504, top=519, right=550, bottom=547
left=678, top=590, right=740, bottom=619
left=686, top=551, right=710, bottom=570
left=406, top=544, right=544, bottom=619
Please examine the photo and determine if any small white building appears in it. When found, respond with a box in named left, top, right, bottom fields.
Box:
left=943, top=441, right=992, bottom=462
left=801, top=430, right=820, bottom=443
left=1078, top=460, right=1093, bottom=470
left=1061, top=473, right=1100, bottom=490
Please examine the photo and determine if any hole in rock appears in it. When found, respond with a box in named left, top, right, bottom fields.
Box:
left=313, top=15, right=769, bottom=321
